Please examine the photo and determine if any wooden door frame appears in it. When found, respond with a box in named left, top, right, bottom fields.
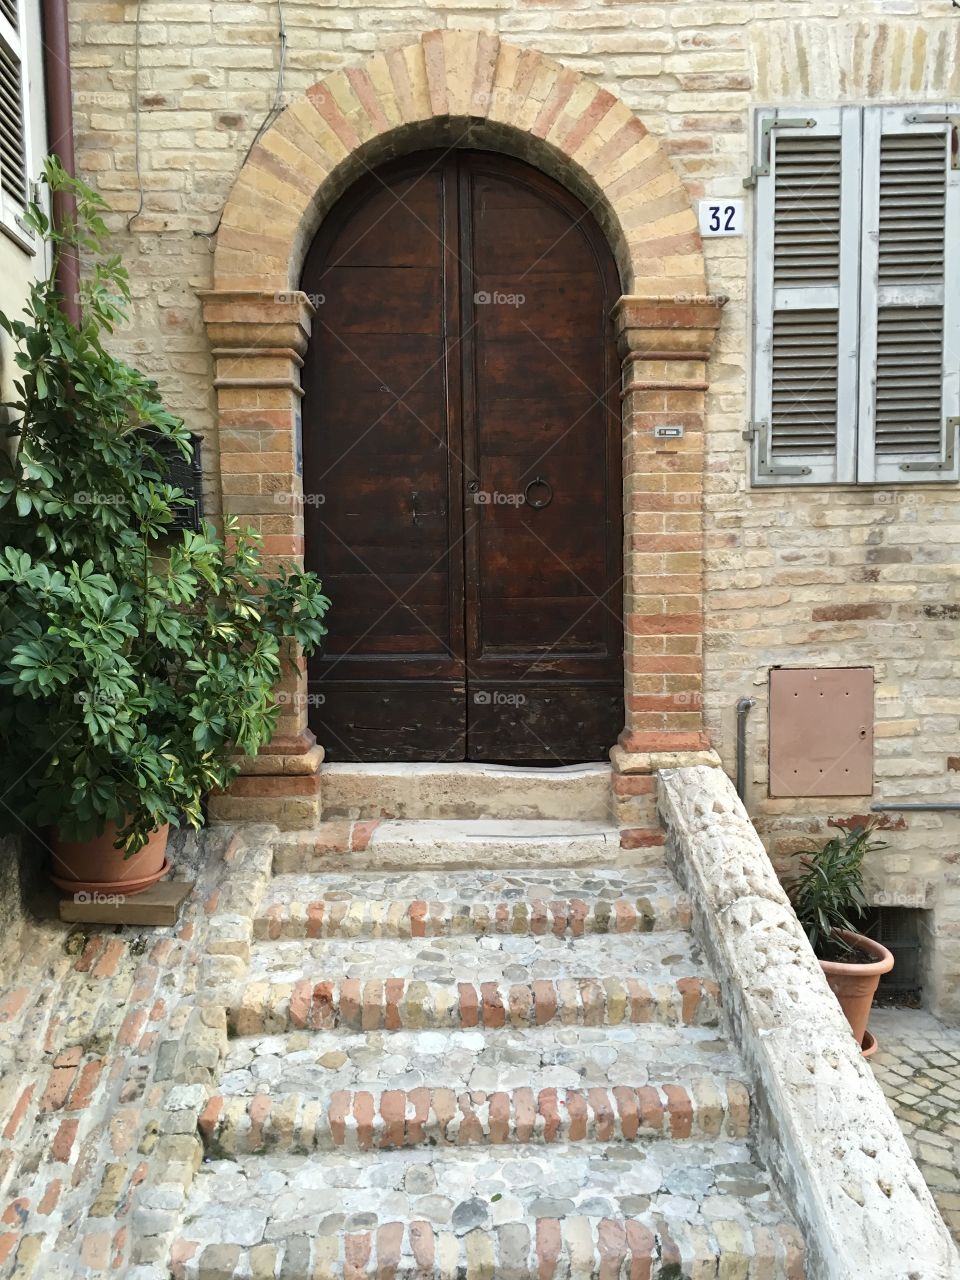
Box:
left=199, top=31, right=725, bottom=827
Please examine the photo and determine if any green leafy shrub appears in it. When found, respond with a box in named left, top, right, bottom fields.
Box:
left=0, top=158, right=330, bottom=854
left=786, top=822, right=886, bottom=961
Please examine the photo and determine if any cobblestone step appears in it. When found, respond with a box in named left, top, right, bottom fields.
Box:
left=178, top=1145, right=804, bottom=1280
left=228, top=972, right=721, bottom=1036
left=199, top=1075, right=752, bottom=1157
left=219, top=1024, right=742, bottom=1097
left=253, top=866, right=690, bottom=940
left=320, top=761, right=613, bottom=822
left=272, top=819, right=645, bottom=873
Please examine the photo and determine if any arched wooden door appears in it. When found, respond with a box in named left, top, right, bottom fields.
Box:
left=301, top=150, right=623, bottom=763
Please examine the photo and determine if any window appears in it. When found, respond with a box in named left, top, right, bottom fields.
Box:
left=749, top=106, right=960, bottom=485
left=0, top=0, right=32, bottom=245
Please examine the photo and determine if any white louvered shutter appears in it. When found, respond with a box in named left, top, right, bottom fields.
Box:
left=751, top=108, right=862, bottom=485
left=857, top=105, right=960, bottom=483
left=0, top=0, right=28, bottom=237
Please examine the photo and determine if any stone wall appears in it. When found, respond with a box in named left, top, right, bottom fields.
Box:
left=67, top=0, right=960, bottom=1015
left=658, top=764, right=960, bottom=1280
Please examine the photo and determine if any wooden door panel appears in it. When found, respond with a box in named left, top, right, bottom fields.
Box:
left=463, top=154, right=622, bottom=761
left=477, top=340, right=603, bottom=400
left=302, top=158, right=466, bottom=758
left=472, top=273, right=604, bottom=337
left=321, top=267, right=442, bottom=334
left=467, top=684, right=623, bottom=763
left=303, top=151, right=622, bottom=762
left=316, top=684, right=466, bottom=763
left=327, top=176, right=444, bottom=268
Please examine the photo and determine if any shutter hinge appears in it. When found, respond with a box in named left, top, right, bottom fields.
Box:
left=901, top=418, right=959, bottom=473
left=744, top=117, right=817, bottom=188
left=747, top=420, right=813, bottom=478
left=905, top=114, right=960, bottom=169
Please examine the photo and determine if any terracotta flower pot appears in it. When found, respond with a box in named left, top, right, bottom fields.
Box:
left=50, top=821, right=170, bottom=897
left=819, top=928, right=894, bottom=1052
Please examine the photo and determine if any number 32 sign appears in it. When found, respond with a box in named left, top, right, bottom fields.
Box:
left=698, top=199, right=745, bottom=237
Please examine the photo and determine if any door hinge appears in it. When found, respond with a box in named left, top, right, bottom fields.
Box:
left=746, top=420, right=812, bottom=478
left=901, top=417, right=959, bottom=473
left=905, top=114, right=960, bottom=169
left=744, top=117, right=817, bottom=188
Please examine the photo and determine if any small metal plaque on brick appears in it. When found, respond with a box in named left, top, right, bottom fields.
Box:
left=768, top=667, right=874, bottom=797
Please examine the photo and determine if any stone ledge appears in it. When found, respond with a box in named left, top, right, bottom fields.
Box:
left=657, top=765, right=960, bottom=1280
left=611, top=744, right=722, bottom=774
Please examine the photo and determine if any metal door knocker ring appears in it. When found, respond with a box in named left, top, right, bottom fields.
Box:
left=523, top=477, right=553, bottom=509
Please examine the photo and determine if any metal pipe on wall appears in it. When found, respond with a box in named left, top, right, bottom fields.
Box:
left=40, top=0, right=81, bottom=326
left=871, top=803, right=960, bottom=812
left=735, top=697, right=755, bottom=803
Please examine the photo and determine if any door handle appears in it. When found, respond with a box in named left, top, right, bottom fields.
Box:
left=523, top=476, right=553, bottom=509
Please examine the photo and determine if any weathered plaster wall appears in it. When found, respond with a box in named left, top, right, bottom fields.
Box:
left=67, top=0, right=960, bottom=1015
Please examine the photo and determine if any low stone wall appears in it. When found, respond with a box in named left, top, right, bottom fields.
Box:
left=658, top=765, right=960, bottom=1280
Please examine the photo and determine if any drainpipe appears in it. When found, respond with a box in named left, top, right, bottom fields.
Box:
left=41, top=0, right=81, bottom=326
left=735, top=697, right=755, bottom=804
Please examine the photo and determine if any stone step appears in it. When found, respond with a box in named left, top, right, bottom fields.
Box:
left=254, top=866, right=690, bottom=940
left=272, top=820, right=648, bottom=873
left=200, top=1075, right=752, bottom=1157
left=320, top=761, right=613, bottom=822
left=179, top=1145, right=805, bottom=1279
left=220, top=1023, right=742, bottom=1099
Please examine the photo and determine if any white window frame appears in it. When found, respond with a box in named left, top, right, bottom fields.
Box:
left=749, top=103, right=960, bottom=486
left=0, top=0, right=36, bottom=253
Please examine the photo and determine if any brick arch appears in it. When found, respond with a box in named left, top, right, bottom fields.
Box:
left=201, top=30, right=724, bottom=829
left=212, top=30, right=705, bottom=298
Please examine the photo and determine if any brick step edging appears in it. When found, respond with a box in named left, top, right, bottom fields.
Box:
left=199, top=1079, right=751, bottom=1157
left=186, top=1215, right=805, bottom=1280
left=229, top=975, right=721, bottom=1036
left=253, top=895, right=691, bottom=941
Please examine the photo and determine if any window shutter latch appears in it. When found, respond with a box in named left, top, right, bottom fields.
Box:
left=744, top=117, right=817, bottom=188
left=905, top=114, right=960, bottom=169
left=901, top=418, right=959, bottom=473
left=745, top=421, right=812, bottom=477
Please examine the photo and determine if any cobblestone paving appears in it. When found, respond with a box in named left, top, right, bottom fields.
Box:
left=0, top=826, right=269, bottom=1279
left=870, top=1006, right=960, bottom=1244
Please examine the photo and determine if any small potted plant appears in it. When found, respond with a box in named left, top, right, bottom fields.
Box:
left=0, top=159, right=330, bottom=894
left=787, top=821, right=893, bottom=1056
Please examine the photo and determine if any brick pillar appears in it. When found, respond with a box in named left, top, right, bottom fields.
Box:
left=199, top=289, right=324, bottom=828
left=611, top=294, right=725, bottom=783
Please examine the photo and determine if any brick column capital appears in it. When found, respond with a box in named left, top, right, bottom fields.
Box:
left=198, top=288, right=315, bottom=358
left=612, top=294, right=727, bottom=365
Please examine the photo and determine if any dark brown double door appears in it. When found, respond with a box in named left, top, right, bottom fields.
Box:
left=301, top=150, right=623, bottom=763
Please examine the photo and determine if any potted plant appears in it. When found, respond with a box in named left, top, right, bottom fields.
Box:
left=0, top=158, right=330, bottom=894
left=787, top=821, right=893, bottom=1056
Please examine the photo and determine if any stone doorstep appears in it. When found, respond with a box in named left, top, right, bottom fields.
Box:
left=252, top=885, right=692, bottom=941
left=227, top=974, right=721, bottom=1036
left=271, top=820, right=656, bottom=873
left=319, top=761, right=614, bottom=822
left=199, top=1078, right=752, bottom=1157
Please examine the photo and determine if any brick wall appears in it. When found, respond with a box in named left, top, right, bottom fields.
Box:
left=68, top=0, right=960, bottom=1017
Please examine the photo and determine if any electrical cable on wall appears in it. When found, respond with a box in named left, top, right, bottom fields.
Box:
left=125, top=0, right=288, bottom=238
left=194, top=0, right=287, bottom=242
left=126, top=0, right=143, bottom=231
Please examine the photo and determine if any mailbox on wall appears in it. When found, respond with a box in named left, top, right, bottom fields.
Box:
left=153, top=432, right=204, bottom=533
left=768, top=667, right=874, bottom=798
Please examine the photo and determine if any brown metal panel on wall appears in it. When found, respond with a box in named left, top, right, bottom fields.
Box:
left=768, top=667, right=875, bottom=797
